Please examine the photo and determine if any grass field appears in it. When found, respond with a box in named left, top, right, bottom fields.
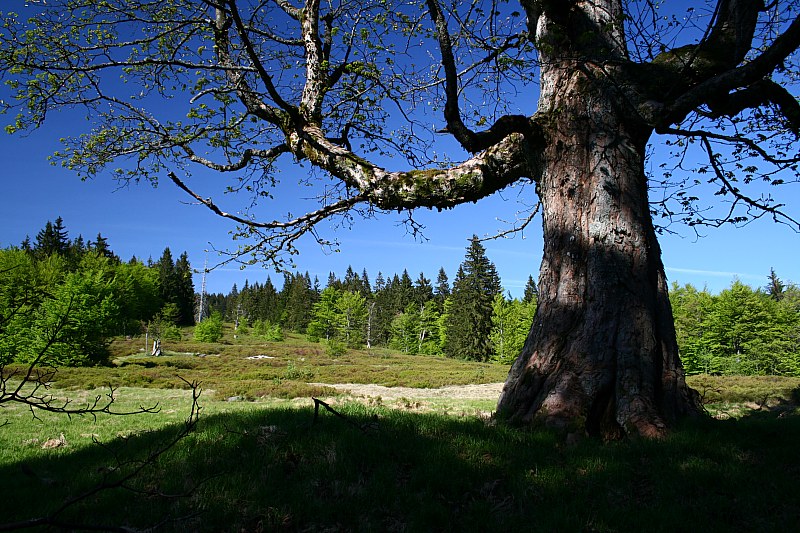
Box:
left=2, top=332, right=799, bottom=531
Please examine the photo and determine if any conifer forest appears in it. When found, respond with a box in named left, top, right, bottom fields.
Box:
left=2, top=218, right=798, bottom=376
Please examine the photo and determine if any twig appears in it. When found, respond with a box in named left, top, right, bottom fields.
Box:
left=312, top=397, right=378, bottom=433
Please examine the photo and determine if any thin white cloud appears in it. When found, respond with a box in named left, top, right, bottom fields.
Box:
left=665, top=267, right=762, bottom=281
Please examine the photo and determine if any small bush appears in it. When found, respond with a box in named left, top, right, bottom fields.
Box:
left=161, top=324, right=182, bottom=341
left=253, top=320, right=284, bottom=341
left=283, top=360, right=314, bottom=381
left=325, top=338, right=347, bottom=357
left=194, top=313, right=224, bottom=343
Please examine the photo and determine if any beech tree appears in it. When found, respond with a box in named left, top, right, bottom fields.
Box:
left=3, top=1, right=800, bottom=437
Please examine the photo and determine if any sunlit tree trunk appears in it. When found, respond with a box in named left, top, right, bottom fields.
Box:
left=497, top=6, right=701, bottom=437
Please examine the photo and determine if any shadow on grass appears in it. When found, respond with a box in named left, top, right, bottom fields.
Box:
left=2, top=401, right=799, bottom=532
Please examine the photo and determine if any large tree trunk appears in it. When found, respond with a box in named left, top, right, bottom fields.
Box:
left=497, top=49, right=702, bottom=438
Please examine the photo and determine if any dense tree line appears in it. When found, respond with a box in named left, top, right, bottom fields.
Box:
left=206, top=236, right=535, bottom=362
left=212, top=243, right=800, bottom=371
left=0, top=218, right=196, bottom=366
left=670, top=271, right=800, bottom=377
left=5, top=219, right=797, bottom=373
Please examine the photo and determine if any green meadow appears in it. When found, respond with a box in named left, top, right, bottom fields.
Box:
left=2, top=331, right=799, bottom=532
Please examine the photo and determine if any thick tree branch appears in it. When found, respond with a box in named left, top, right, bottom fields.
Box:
left=297, top=125, right=542, bottom=210
left=225, top=0, right=299, bottom=119
left=658, top=12, right=800, bottom=129
left=705, top=79, right=800, bottom=134
left=271, top=0, right=301, bottom=20
left=425, top=0, right=536, bottom=153
left=700, top=0, right=764, bottom=71
left=180, top=143, right=290, bottom=172
left=425, top=0, right=474, bottom=149
left=299, top=0, right=327, bottom=123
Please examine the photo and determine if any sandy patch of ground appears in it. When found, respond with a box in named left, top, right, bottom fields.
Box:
left=313, top=382, right=504, bottom=400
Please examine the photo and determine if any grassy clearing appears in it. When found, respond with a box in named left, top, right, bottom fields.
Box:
left=2, top=332, right=800, bottom=531
left=2, top=389, right=799, bottom=532
left=2, top=333, right=509, bottom=402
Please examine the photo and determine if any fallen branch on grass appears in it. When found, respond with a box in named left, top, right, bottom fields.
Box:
left=311, top=397, right=379, bottom=433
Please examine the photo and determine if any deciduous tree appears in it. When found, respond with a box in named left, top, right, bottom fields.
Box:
left=4, top=0, right=800, bottom=436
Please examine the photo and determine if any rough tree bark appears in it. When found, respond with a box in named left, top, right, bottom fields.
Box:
left=497, top=55, right=700, bottom=438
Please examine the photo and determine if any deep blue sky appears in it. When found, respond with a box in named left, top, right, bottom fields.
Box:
left=2, top=121, right=796, bottom=298
left=1, top=2, right=798, bottom=297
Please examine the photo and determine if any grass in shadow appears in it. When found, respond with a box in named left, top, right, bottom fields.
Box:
left=2, top=399, right=799, bottom=532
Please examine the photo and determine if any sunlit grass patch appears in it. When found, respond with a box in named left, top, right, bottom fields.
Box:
left=2, top=372, right=800, bottom=531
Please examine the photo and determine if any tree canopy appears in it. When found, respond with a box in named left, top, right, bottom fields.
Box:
left=3, top=1, right=795, bottom=264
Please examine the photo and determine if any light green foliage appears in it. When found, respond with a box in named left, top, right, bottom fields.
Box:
left=706, top=281, right=799, bottom=375
left=307, top=287, right=342, bottom=342
left=0, top=222, right=181, bottom=366
left=0, top=249, right=41, bottom=365
left=307, top=288, right=367, bottom=348
left=669, top=282, right=716, bottom=374
left=335, top=290, right=367, bottom=348
left=325, top=337, right=347, bottom=357
left=670, top=279, right=800, bottom=376
left=148, top=303, right=183, bottom=343
left=389, top=301, right=443, bottom=355
left=437, top=297, right=452, bottom=355
left=193, top=312, right=224, bottom=343
left=114, top=260, right=161, bottom=332
left=8, top=257, right=120, bottom=366
left=490, top=294, right=535, bottom=364
left=253, top=319, right=284, bottom=341
left=418, top=301, right=443, bottom=355
left=390, top=303, right=421, bottom=354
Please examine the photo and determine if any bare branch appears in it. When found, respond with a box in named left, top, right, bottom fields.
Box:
left=663, top=126, right=800, bottom=166
left=0, top=380, right=203, bottom=532
left=479, top=199, right=541, bottom=242
left=700, top=135, right=800, bottom=230
left=224, top=0, right=299, bottom=119
left=425, top=0, right=535, bottom=153
left=704, top=78, right=800, bottom=134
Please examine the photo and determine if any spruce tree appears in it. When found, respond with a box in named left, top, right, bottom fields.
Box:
left=174, top=252, right=195, bottom=325
left=413, top=272, right=433, bottom=307
left=326, top=271, right=342, bottom=291
left=155, top=247, right=177, bottom=320
left=34, top=217, right=70, bottom=258
left=434, top=267, right=450, bottom=306
left=282, top=272, right=314, bottom=332
left=155, top=248, right=194, bottom=326
left=373, top=272, right=385, bottom=293
left=71, top=234, right=87, bottom=259
left=444, top=237, right=501, bottom=361
left=766, top=268, right=785, bottom=301
left=90, top=232, right=117, bottom=262
left=360, top=268, right=372, bottom=297
left=523, top=275, right=538, bottom=304
left=396, top=270, right=414, bottom=311
left=371, top=274, right=395, bottom=346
